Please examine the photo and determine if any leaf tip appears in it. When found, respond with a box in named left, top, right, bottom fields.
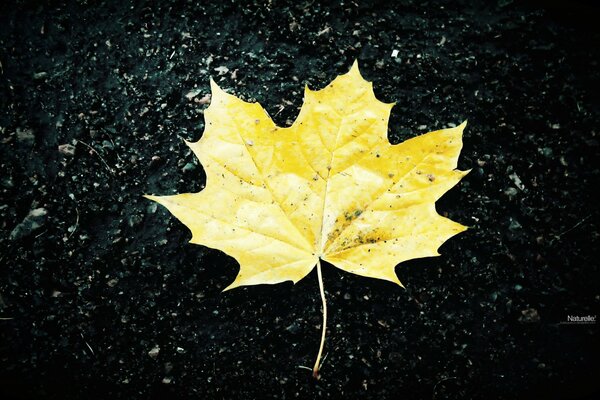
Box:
left=450, top=222, right=470, bottom=236
left=182, top=137, right=196, bottom=149
left=209, top=78, right=226, bottom=98
left=348, top=59, right=363, bottom=79
left=387, top=272, right=405, bottom=288
left=222, top=279, right=240, bottom=292
left=304, top=83, right=313, bottom=96
left=143, top=194, right=158, bottom=201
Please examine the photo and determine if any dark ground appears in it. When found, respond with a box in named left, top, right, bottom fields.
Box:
left=1, top=0, right=599, bottom=399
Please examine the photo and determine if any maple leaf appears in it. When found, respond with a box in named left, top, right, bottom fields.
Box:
left=145, top=61, right=469, bottom=378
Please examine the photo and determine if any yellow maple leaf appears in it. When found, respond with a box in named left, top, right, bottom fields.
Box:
left=145, top=61, right=469, bottom=377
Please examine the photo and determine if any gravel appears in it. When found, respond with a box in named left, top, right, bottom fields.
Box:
left=1, top=1, right=598, bottom=399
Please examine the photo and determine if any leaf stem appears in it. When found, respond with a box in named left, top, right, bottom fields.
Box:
left=312, top=258, right=327, bottom=379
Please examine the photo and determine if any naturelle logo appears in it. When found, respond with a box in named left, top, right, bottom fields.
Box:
left=561, top=315, right=597, bottom=325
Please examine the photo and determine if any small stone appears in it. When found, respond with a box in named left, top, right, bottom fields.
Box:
left=128, top=214, right=143, bottom=228
left=504, top=187, right=518, bottom=198
left=377, top=320, right=390, bottom=328
left=518, top=308, right=540, bottom=323
left=508, top=218, right=522, bottom=231
left=508, top=173, right=525, bottom=190
left=147, top=203, right=158, bottom=214
left=107, top=278, right=119, bottom=287
left=58, top=143, right=76, bottom=156
left=164, top=362, right=174, bottom=373
left=10, top=208, right=48, bottom=240
left=214, top=66, right=229, bottom=75
left=162, top=377, right=172, bottom=384
left=185, top=88, right=201, bottom=100
left=16, top=128, right=35, bottom=143
left=195, top=93, right=211, bottom=105
left=472, top=167, right=485, bottom=182
left=33, top=71, right=48, bottom=80
left=285, top=322, right=301, bottom=334
left=182, top=162, right=196, bottom=173
left=343, top=293, right=351, bottom=300
left=150, top=155, right=161, bottom=166
left=539, top=147, right=553, bottom=158
left=148, top=346, right=160, bottom=358
left=2, top=177, right=14, bottom=188
left=559, top=156, right=568, bottom=167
